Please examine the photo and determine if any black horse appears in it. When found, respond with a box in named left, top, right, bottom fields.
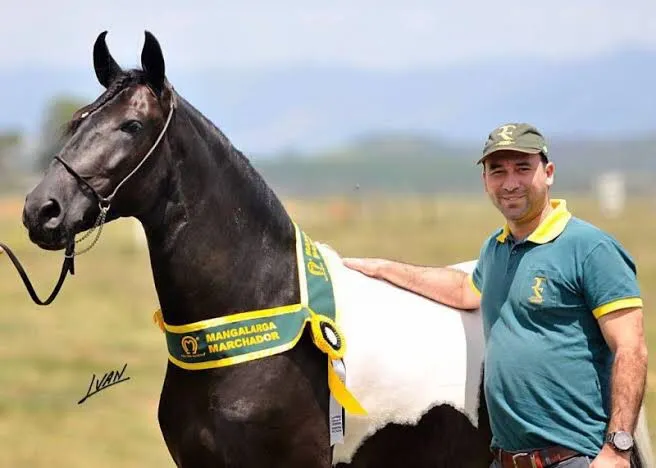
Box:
left=22, top=31, right=492, bottom=467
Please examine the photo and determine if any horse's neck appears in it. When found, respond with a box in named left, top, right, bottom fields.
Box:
left=140, top=99, right=299, bottom=326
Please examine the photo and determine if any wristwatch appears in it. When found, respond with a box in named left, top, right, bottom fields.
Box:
left=605, top=431, right=634, bottom=452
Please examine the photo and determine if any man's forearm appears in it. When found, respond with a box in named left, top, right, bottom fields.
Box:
left=377, top=261, right=477, bottom=309
left=607, top=344, right=648, bottom=435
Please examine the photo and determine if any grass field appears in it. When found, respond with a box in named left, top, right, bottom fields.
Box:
left=1, top=193, right=655, bottom=467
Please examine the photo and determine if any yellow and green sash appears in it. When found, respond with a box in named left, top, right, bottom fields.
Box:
left=153, top=224, right=366, bottom=417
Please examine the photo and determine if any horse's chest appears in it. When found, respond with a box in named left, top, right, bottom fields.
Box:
left=158, top=358, right=331, bottom=467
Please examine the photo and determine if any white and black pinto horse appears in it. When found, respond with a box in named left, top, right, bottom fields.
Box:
left=328, top=256, right=492, bottom=467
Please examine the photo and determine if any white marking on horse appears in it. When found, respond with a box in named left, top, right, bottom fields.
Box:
left=316, top=244, right=484, bottom=464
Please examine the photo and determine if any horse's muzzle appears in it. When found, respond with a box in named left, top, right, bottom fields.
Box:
left=22, top=195, right=69, bottom=251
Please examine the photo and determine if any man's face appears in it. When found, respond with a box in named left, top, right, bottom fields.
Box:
left=482, top=151, right=554, bottom=222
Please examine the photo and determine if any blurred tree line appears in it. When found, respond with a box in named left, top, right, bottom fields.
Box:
left=1, top=92, right=655, bottom=197
left=0, top=129, right=25, bottom=193
left=35, top=96, right=88, bottom=171
left=0, top=131, right=21, bottom=170
left=0, top=95, right=87, bottom=181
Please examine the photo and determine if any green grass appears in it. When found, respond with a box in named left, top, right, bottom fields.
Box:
left=1, top=193, right=655, bottom=466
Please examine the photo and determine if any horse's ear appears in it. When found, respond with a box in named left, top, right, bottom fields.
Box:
left=141, top=31, right=166, bottom=94
left=93, top=31, right=122, bottom=88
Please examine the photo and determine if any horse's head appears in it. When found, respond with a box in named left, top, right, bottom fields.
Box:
left=23, top=31, right=174, bottom=250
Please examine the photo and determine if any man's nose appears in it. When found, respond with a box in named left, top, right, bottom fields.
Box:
left=502, top=175, right=520, bottom=191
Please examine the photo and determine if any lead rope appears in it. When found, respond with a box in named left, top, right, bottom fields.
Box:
left=0, top=201, right=108, bottom=306
left=0, top=241, right=75, bottom=306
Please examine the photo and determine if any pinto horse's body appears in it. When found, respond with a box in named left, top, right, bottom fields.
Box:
left=19, top=32, right=654, bottom=468
left=320, top=249, right=489, bottom=465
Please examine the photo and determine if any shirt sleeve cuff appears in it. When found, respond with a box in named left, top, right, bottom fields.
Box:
left=593, top=297, right=643, bottom=319
left=468, top=274, right=481, bottom=297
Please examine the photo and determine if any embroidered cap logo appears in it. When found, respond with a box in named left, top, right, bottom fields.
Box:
left=496, top=124, right=517, bottom=146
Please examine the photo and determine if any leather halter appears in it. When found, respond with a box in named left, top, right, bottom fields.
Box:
left=1, top=89, right=176, bottom=306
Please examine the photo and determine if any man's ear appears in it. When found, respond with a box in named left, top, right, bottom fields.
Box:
left=481, top=169, right=490, bottom=194
left=545, top=161, right=555, bottom=187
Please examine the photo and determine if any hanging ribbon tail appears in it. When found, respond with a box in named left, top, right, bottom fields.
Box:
left=153, top=309, right=165, bottom=332
left=328, top=359, right=367, bottom=416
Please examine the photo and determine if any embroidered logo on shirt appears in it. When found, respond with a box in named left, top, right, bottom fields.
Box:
left=529, top=277, right=546, bottom=304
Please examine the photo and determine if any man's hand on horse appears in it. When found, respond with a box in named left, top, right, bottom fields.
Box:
left=342, top=258, right=388, bottom=278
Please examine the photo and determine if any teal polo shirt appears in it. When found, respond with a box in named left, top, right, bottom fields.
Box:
left=468, top=199, right=642, bottom=457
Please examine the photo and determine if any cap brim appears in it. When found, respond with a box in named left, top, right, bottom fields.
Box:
left=476, top=146, right=542, bottom=165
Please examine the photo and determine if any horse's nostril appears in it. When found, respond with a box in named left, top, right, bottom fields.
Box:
left=39, top=199, right=62, bottom=225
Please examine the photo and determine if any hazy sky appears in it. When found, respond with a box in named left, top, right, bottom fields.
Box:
left=2, top=1, right=655, bottom=70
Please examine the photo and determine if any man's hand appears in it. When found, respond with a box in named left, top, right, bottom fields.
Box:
left=341, top=257, right=480, bottom=310
left=590, top=444, right=630, bottom=468
left=342, top=257, right=388, bottom=279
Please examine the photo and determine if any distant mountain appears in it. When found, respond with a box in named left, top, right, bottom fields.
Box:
left=1, top=48, right=655, bottom=157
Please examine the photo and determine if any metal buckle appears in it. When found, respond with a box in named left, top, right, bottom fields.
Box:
left=511, top=452, right=537, bottom=468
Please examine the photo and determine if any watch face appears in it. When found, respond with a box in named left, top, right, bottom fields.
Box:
left=614, top=432, right=633, bottom=451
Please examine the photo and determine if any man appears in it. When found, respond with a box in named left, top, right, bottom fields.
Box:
left=343, top=123, right=648, bottom=468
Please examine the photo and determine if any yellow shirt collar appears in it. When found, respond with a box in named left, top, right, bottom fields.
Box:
left=496, top=199, right=572, bottom=244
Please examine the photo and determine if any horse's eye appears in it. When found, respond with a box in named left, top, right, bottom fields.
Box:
left=120, top=120, right=143, bottom=134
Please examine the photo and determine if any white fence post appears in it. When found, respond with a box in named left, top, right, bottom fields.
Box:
left=596, top=172, right=626, bottom=218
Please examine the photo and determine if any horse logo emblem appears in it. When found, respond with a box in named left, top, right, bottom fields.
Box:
left=528, top=276, right=546, bottom=304
left=181, top=336, right=199, bottom=355
left=495, top=124, right=517, bottom=146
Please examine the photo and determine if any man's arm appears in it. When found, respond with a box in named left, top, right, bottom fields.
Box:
left=579, top=239, right=646, bottom=467
left=592, top=306, right=648, bottom=467
left=598, top=306, right=648, bottom=436
left=342, top=258, right=481, bottom=310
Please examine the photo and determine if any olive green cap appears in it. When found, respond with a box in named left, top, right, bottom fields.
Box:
left=478, top=122, right=549, bottom=164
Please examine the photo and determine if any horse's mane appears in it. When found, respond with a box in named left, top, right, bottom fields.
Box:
left=173, top=93, right=293, bottom=236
